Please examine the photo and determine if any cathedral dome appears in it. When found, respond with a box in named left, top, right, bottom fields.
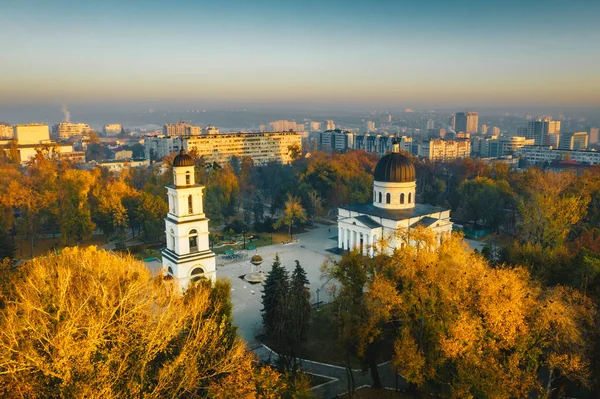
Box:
left=173, top=149, right=194, bottom=167
left=373, top=150, right=415, bottom=183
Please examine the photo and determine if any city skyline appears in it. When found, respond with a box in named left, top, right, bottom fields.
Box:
left=1, top=0, right=599, bottom=108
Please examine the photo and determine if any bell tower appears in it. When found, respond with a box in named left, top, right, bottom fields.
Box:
left=162, top=149, right=216, bottom=288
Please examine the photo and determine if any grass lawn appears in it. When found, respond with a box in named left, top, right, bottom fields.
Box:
left=14, top=235, right=107, bottom=260
left=339, top=387, right=414, bottom=398
left=212, top=224, right=316, bottom=255
left=263, top=304, right=393, bottom=368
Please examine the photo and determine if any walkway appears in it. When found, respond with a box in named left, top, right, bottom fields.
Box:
left=252, top=344, right=408, bottom=398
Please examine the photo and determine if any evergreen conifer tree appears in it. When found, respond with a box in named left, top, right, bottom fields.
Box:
left=261, top=254, right=290, bottom=346
left=288, top=260, right=311, bottom=369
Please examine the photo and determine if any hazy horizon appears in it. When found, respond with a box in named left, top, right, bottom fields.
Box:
left=2, top=0, right=599, bottom=109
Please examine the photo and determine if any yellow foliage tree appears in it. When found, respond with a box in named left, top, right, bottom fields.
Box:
left=332, top=228, right=596, bottom=397
left=0, top=247, right=290, bottom=398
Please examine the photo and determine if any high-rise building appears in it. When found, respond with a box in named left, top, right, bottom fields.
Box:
left=265, top=120, right=304, bottom=132
left=480, top=124, right=488, bottom=135
left=559, top=132, right=588, bottom=150
left=365, top=120, right=375, bottom=133
left=379, top=114, right=392, bottom=125
left=449, top=114, right=456, bottom=130
left=14, top=123, right=50, bottom=144
left=309, top=121, right=321, bottom=131
left=589, top=127, right=599, bottom=144
left=104, top=124, right=123, bottom=137
left=526, top=118, right=561, bottom=146
left=145, top=132, right=301, bottom=166
left=491, top=126, right=501, bottom=136
left=163, top=122, right=201, bottom=136
left=325, top=120, right=336, bottom=131
left=426, top=119, right=435, bottom=130
left=0, top=124, right=13, bottom=138
left=455, top=111, right=478, bottom=134
left=419, top=139, right=471, bottom=160
left=52, top=122, right=91, bottom=140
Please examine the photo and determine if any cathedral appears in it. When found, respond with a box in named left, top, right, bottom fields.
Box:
left=162, top=150, right=216, bottom=288
left=337, top=140, right=452, bottom=256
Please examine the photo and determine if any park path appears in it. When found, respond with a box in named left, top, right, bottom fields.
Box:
left=252, top=344, right=408, bottom=398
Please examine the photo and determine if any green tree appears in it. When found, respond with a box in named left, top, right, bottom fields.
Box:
left=261, top=254, right=290, bottom=370
left=56, top=170, right=96, bottom=245
left=288, top=260, right=311, bottom=370
left=253, top=190, right=265, bottom=223
left=0, top=230, right=15, bottom=260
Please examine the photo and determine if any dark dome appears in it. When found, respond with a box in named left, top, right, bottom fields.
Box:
left=373, top=152, right=415, bottom=182
left=173, top=149, right=194, bottom=167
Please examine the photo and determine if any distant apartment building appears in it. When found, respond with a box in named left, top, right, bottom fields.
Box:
left=324, top=120, right=336, bottom=131
left=308, top=121, right=321, bottom=131
left=455, top=111, right=478, bottom=134
left=428, top=128, right=447, bottom=139
left=559, top=132, right=588, bottom=150
left=163, top=122, right=201, bottom=136
left=204, top=125, right=219, bottom=134
left=114, top=149, right=133, bottom=160
left=262, top=120, right=304, bottom=132
left=364, top=120, right=375, bottom=133
left=319, top=129, right=354, bottom=152
left=0, top=124, right=13, bottom=138
left=379, top=114, right=392, bottom=125
left=490, top=126, right=501, bottom=136
left=419, top=139, right=471, bottom=160
left=104, top=124, right=123, bottom=137
left=589, top=127, right=599, bottom=144
left=96, top=159, right=150, bottom=172
left=353, top=134, right=412, bottom=156
left=517, top=146, right=600, bottom=165
left=522, top=118, right=561, bottom=146
left=52, top=122, right=91, bottom=140
left=14, top=123, right=51, bottom=145
left=2, top=124, right=80, bottom=164
left=480, top=124, right=488, bottom=135
left=426, top=119, right=435, bottom=130
left=449, top=114, right=456, bottom=130
left=145, top=132, right=301, bottom=166
left=480, top=136, right=534, bottom=158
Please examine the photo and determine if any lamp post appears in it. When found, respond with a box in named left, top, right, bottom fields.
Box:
left=316, top=288, right=320, bottom=307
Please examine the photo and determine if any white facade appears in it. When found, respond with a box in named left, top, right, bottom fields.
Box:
left=0, top=124, right=14, bottom=138
left=162, top=154, right=216, bottom=290
left=517, top=146, right=600, bottom=165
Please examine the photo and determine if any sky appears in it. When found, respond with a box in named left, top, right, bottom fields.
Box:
left=1, top=0, right=599, bottom=109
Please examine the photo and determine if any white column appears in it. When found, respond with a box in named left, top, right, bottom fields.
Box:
left=368, top=234, right=374, bottom=257
left=343, top=228, right=349, bottom=250
left=338, top=226, right=343, bottom=249
left=348, top=229, right=353, bottom=250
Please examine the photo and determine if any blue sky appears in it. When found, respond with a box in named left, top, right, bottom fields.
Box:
left=1, top=0, right=599, bottom=108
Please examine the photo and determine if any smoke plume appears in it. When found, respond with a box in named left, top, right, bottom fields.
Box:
left=62, top=104, right=70, bottom=122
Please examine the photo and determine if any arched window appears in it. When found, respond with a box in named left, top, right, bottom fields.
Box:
left=400, top=193, right=405, bottom=204
left=378, top=192, right=382, bottom=203
left=185, top=171, right=191, bottom=185
left=408, top=192, right=412, bottom=203
left=170, top=229, right=175, bottom=251
left=190, top=267, right=205, bottom=282
left=189, top=229, right=198, bottom=252
left=386, top=193, right=391, bottom=204
left=188, top=195, right=193, bottom=214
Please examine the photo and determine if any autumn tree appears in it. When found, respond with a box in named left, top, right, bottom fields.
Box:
left=0, top=247, right=292, bottom=398
left=518, top=169, right=588, bottom=248
left=55, top=169, right=96, bottom=245
left=275, top=194, right=307, bottom=238
left=360, top=229, right=596, bottom=398
left=457, top=176, right=514, bottom=231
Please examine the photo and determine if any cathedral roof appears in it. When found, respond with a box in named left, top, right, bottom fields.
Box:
left=340, top=202, right=448, bottom=221
left=373, top=152, right=415, bottom=183
left=173, top=149, right=194, bottom=167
